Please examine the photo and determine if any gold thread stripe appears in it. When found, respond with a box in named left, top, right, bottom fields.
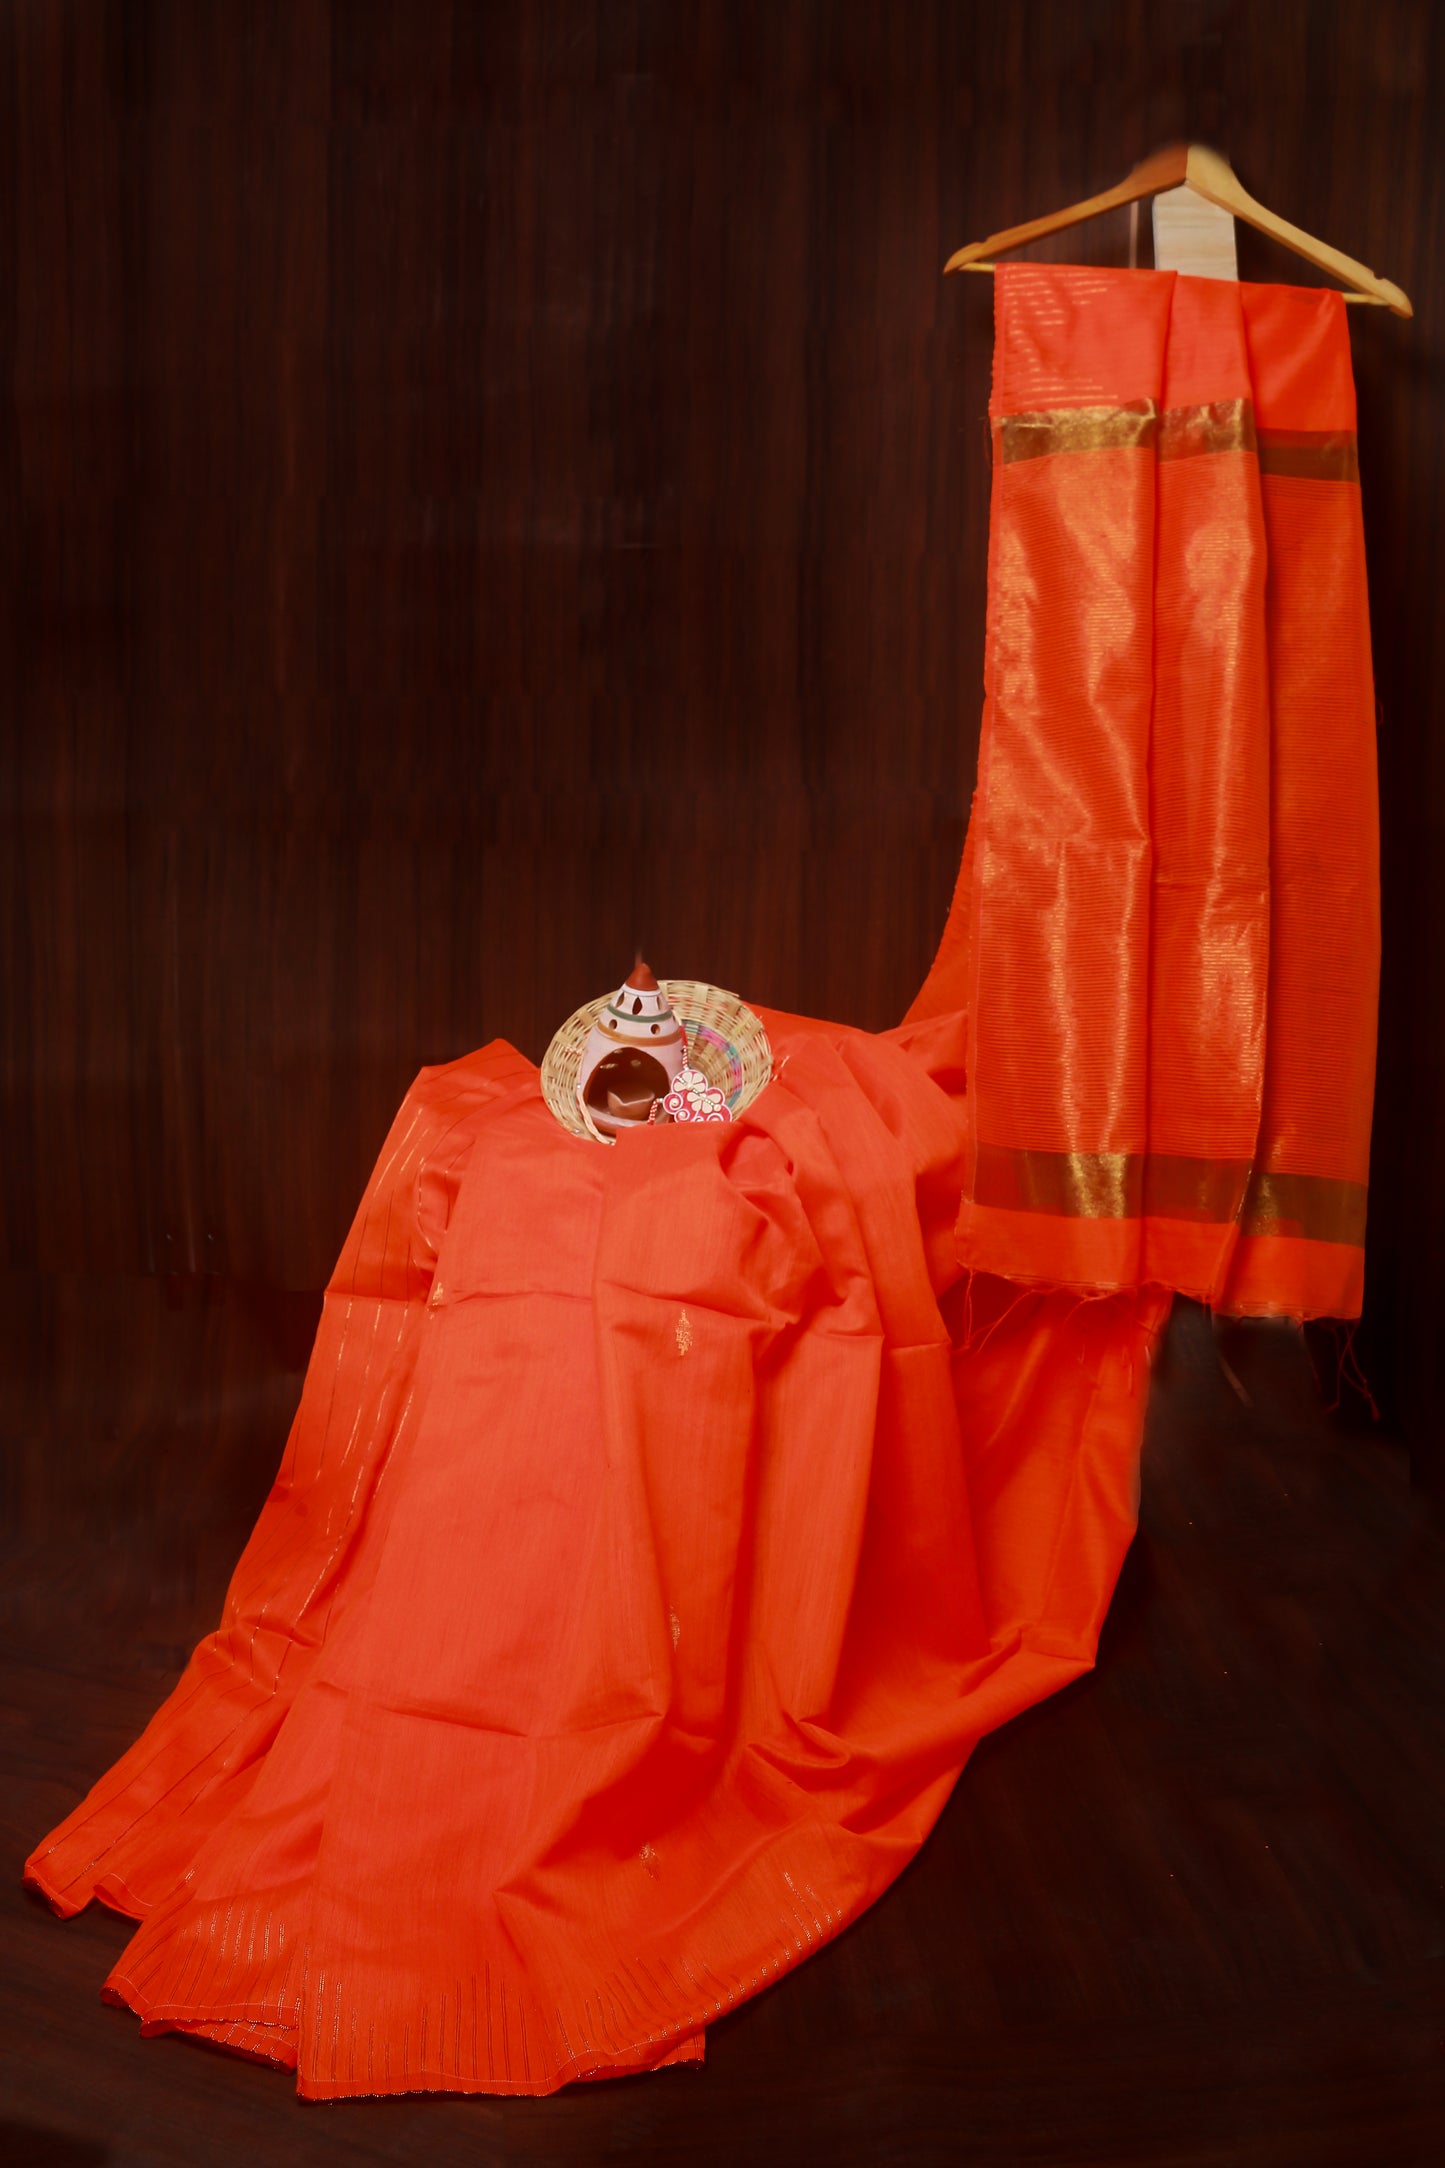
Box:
left=974, top=1144, right=1139, bottom=1219
left=997, top=401, right=1357, bottom=481
left=972, top=1146, right=1249, bottom=1222
left=1149, top=1154, right=1252, bottom=1222
left=998, top=398, right=1258, bottom=466
left=997, top=401, right=1156, bottom=463
left=1157, top=398, right=1257, bottom=462
left=1240, top=1170, right=1368, bottom=1246
left=1256, top=428, right=1359, bottom=482
left=971, top=1144, right=1366, bottom=1246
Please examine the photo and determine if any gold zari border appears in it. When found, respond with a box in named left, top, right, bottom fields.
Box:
left=997, top=400, right=1358, bottom=484
left=997, top=402, right=1157, bottom=463
left=971, top=1145, right=1366, bottom=1247
left=1157, top=399, right=1256, bottom=461
left=1241, top=1170, right=1368, bottom=1246
left=1256, top=427, right=1360, bottom=482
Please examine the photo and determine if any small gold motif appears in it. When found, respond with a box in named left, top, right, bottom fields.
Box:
left=675, top=1309, right=693, bottom=1356
left=669, top=1609, right=681, bottom=1648
left=638, top=1843, right=660, bottom=1878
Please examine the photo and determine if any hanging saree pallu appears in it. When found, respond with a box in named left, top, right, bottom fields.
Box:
left=922, top=266, right=1379, bottom=1318
left=27, top=266, right=1379, bottom=2097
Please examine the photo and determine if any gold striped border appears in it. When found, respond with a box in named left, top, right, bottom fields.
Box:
left=1241, top=1169, right=1368, bottom=1246
left=997, top=401, right=1157, bottom=463
left=997, top=400, right=1357, bottom=482
left=972, top=1144, right=1140, bottom=1219
left=971, top=1144, right=1366, bottom=1246
left=1157, top=398, right=1257, bottom=462
left=1256, top=428, right=1359, bottom=482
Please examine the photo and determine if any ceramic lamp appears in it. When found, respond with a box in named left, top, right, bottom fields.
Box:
left=576, top=961, right=687, bottom=1137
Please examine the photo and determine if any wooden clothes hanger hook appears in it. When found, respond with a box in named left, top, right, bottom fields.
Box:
left=944, top=143, right=1412, bottom=320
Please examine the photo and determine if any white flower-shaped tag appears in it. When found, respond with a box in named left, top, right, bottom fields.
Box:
left=661, top=1064, right=732, bottom=1124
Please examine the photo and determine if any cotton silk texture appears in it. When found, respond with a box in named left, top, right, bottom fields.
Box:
left=26, top=267, right=1379, bottom=2099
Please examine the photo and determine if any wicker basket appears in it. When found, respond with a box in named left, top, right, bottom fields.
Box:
left=542, top=979, right=773, bottom=1143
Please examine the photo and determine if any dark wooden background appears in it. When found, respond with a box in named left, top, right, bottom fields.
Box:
left=2, top=0, right=1442, bottom=1467
left=3, top=5, right=1445, bottom=2161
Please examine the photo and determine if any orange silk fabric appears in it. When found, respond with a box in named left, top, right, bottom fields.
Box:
left=26, top=268, right=1375, bottom=2100
left=25, top=1033, right=1167, bottom=2095
left=910, top=267, right=1379, bottom=1320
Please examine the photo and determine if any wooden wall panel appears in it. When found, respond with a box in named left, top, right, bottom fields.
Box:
left=1, top=1, right=1441, bottom=1481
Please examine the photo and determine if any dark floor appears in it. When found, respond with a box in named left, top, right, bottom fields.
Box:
left=2, top=1283, right=1443, bottom=2168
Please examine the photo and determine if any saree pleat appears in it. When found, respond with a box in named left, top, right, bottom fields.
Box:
left=27, top=266, right=1377, bottom=2097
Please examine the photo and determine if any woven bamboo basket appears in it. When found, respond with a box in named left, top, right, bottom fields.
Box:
left=542, top=979, right=773, bottom=1144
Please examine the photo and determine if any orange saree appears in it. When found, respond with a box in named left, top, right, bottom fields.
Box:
left=912, top=267, right=1378, bottom=1317
left=26, top=267, right=1378, bottom=2098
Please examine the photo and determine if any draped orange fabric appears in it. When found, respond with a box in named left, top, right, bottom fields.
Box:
left=26, top=267, right=1377, bottom=2098
left=910, top=267, right=1379, bottom=1320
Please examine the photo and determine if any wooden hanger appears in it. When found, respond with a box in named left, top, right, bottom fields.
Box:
left=944, top=143, right=1412, bottom=318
